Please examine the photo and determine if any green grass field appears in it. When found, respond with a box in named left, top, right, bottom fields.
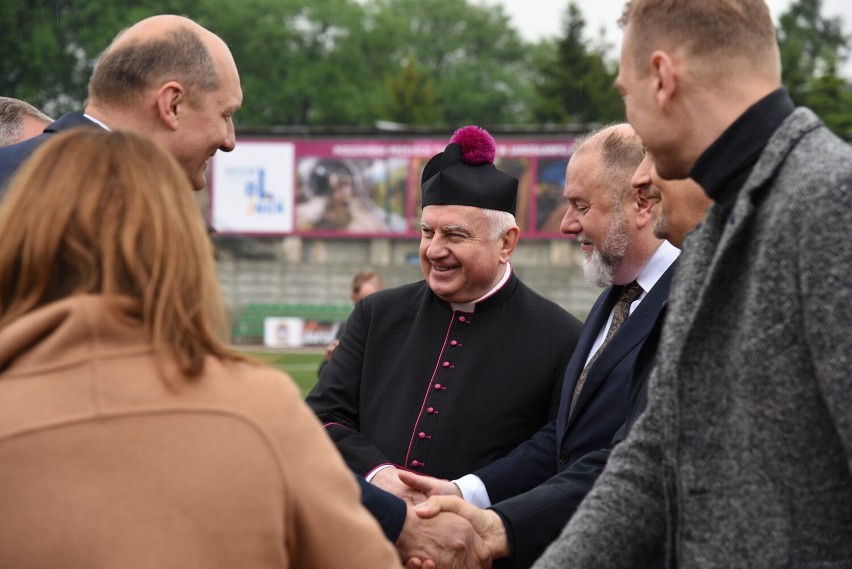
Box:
left=235, top=349, right=323, bottom=397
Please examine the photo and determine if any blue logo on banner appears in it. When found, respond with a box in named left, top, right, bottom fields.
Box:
left=244, top=168, right=285, bottom=214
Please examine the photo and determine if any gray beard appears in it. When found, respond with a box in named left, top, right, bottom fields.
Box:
left=580, top=212, right=630, bottom=288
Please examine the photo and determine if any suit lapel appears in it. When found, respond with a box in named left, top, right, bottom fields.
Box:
left=556, top=285, right=620, bottom=436
left=44, top=112, right=101, bottom=134
left=564, top=263, right=676, bottom=429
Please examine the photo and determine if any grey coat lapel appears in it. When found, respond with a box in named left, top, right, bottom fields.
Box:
left=668, top=108, right=824, bottom=367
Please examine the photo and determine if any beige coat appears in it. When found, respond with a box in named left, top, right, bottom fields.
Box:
left=0, top=295, right=400, bottom=569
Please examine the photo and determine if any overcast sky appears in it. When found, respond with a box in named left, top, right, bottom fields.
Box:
left=483, top=0, right=852, bottom=76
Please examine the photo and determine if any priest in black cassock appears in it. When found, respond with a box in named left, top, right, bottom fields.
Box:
left=306, top=125, right=583, bottom=502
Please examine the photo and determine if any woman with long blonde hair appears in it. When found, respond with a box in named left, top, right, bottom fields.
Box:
left=0, top=129, right=399, bottom=568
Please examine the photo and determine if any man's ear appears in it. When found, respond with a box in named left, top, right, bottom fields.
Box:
left=500, top=226, right=520, bottom=263
left=155, top=81, right=185, bottom=131
left=633, top=185, right=656, bottom=229
left=650, top=50, right=678, bottom=111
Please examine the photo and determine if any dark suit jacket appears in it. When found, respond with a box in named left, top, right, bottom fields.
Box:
left=0, top=112, right=99, bottom=192
left=492, top=302, right=669, bottom=569
left=306, top=274, right=583, bottom=480
left=357, top=476, right=406, bottom=543
left=474, top=263, right=677, bottom=568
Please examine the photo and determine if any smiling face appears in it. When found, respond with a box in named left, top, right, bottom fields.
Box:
left=170, top=40, right=242, bottom=190
left=86, top=17, right=244, bottom=192
left=419, top=205, right=516, bottom=304
left=560, top=150, right=631, bottom=288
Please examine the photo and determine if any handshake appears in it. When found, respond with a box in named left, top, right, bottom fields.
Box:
left=371, top=466, right=510, bottom=569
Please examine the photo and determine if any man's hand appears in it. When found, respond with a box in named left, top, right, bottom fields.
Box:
left=397, top=506, right=492, bottom=569
left=398, top=469, right=462, bottom=498
left=415, top=496, right=510, bottom=560
left=323, top=339, right=339, bottom=362
left=371, top=467, right=427, bottom=505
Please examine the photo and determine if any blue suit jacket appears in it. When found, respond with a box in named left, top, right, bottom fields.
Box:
left=474, top=263, right=677, bottom=568
left=0, top=112, right=100, bottom=193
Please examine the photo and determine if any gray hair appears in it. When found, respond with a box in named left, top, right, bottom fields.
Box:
left=573, top=123, right=644, bottom=203
left=482, top=208, right=518, bottom=240
left=0, top=97, right=52, bottom=147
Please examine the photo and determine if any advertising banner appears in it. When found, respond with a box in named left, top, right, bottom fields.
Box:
left=210, top=136, right=575, bottom=239
left=211, top=142, right=295, bottom=234
left=263, top=317, right=340, bottom=348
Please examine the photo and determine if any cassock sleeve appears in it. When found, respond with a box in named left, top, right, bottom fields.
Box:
left=305, top=301, right=392, bottom=475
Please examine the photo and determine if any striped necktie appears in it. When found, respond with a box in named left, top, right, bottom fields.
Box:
left=570, top=280, right=643, bottom=414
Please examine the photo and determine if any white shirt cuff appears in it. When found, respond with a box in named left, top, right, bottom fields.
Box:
left=453, top=474, right=492, bottom=508
left=364, top=463, right=395, bottom=482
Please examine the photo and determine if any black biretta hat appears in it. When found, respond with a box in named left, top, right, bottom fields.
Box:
left=421, top=125, right=518, bottom=215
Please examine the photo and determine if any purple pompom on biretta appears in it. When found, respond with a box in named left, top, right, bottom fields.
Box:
left=420, top=124, right=518, bottom=215
left=449, top=125, right=496, bottom=166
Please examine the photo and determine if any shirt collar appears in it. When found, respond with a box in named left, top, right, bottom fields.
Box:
left=450, top=261, right=512, bottom=313
left=690, top=87, right=794, bottom=215
left=634, top=240, right=680, bottom=295
left=83, top=113, right=111, bottom=131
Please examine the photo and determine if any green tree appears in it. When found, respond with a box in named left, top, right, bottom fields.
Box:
left=1, top=0, right=198, bottom=116
left=379, top=57, right=441, bottom=125
left=777, top=0, right=852, bottom=139
left=2, top=0, right=541, bottom=128
left=1, top=0, right=383, bottom=127
left=530, top=2, right=624, bottom=126
left=367, top=0, right=534, bottom=126
left=199, top=0, right=393, bottom=127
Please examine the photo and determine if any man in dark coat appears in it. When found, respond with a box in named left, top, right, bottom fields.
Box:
left=306, top=125, right=583, bottom=501
left=0, top=14, right=242, bottom=194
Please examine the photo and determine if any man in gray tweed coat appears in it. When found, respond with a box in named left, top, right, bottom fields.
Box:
left=533, top=0, right=852, bottom=568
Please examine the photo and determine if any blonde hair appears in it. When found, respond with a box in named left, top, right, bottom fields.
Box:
left=0, top=128, right=239, bottom=378
left=351, top=270, right=386, bottom=296
left=620, top=0, right=779, bottom=79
